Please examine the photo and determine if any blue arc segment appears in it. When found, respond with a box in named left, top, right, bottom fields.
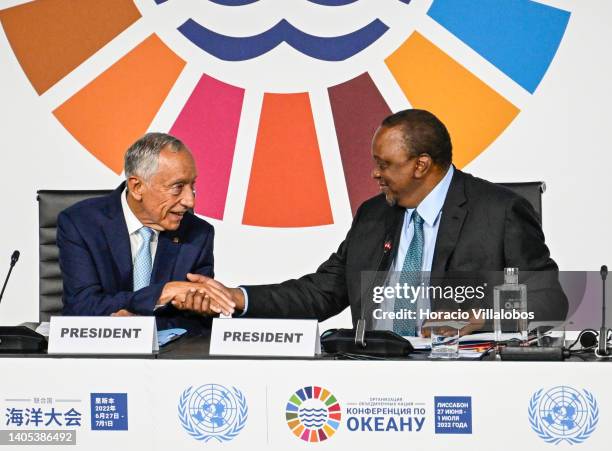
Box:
left=155, top=0, right=259, bottom=3
left=308, top=0, right=359, bottom=5
left=286, top=403, right=299, bottom=412
left=177, top=18, right=389, bottom=61
left=296, top=388, right=307, bottom=402
left=427, top=0, right=570, bottom=93
left=209, top=0, right=260, bottom=5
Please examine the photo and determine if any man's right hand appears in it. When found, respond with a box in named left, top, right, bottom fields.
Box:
left=157, top=281, right=200, bottom=305
left=184, top=273, right=246, bottom=313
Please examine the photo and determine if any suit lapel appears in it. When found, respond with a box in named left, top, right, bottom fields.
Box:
left=380, top=206, right=405, bottom=271
left=361, top=204, right=404, bottom=327
left=103, top=183, right=183, bottom=287
left=102, top=184, right=133, bottom=290
left=432, top=169, right=468, bottom=272
left=151, top=231, right=181, bottom=284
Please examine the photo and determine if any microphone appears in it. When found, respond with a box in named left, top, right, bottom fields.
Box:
left=579, top=330, right=598, bottom=349
left=597, top=265, right=609, bottom=358
left=0, top=249, right=47, bottom=353
left=355, top=235, right=395, bottom=347
left=0, top=250, right=20, bottom=304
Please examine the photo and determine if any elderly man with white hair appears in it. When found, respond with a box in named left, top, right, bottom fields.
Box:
left=57, top=132, right=235, bottom=335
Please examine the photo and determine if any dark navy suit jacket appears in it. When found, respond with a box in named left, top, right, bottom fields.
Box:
left=57, top=183, right=215, bottom=334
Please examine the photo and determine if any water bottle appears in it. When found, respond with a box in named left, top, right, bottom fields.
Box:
left=493, top=268, right=528, bottom=343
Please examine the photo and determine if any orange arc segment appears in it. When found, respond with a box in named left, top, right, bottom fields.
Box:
left=0, top=0, right=141, bottom=95
left=287, top=419, right=300, bottom=429
left=53, top=35, right=186, bottom=174
left=242, top=93, right=333, bottom=227
left=323, top=424, right=336, bottom=437
left=310, top=430, right=319, bottom=442
left=385, top=32, right=519, bottom=168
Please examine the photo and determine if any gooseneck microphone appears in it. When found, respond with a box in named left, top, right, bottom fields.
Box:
left=356, top=235, right=394, bottom=347
left=597, top=265, right=609, bottom=358
left=0, top=249, right=47, bottom=353
left=0, top=250, right=20, bottom=303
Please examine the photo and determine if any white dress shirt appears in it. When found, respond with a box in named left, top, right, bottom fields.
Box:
left=121, top=189, right=159, bottom=263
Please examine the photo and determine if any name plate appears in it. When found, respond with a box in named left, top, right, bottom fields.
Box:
left=48, top=317, right=158, bottom=354
left=209, top=318, right=320, bottom=357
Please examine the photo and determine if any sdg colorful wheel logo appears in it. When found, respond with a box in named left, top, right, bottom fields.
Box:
left=528, top=386, right=599, bottom=445
left=286, top=386, right=341, bottom=442
left=1, top=0, right=570, bottom=226
left=178, top=384, right=248, bottom=443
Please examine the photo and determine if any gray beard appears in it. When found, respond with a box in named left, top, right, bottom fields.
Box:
left=385, top=193, right=397, bottom=207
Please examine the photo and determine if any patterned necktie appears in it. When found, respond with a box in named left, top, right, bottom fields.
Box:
left=393, top=211, right=424, bottom=336
left=133, top=227, right=154, bottom=291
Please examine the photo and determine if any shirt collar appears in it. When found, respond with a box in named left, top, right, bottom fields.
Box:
left=121, top=188, right=159, bottom=240
left=411, top=165, right=454, bottom=227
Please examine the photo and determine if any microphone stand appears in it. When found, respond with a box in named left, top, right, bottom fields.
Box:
left=356, top=238, right=393, bottom=348
left=0, top=250, right=47, bottom=353
left=596, top=265, right=609, bottom=358
left=0, top=250, right=19, bottom=303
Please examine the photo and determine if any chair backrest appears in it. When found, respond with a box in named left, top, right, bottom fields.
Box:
left=35, top=183, right=543, bottom=320
left=496, top=181, right=546, bottom=224
left=37, top=190, right=112, bottom=321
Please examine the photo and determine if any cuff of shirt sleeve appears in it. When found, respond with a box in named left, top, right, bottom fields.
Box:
left=128, top=282, right=165, bottom=315
left=236, top=286, right=249, bottom=317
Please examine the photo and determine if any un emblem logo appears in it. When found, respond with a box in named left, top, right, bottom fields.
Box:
left=178, top=384, right=248, bottom=443
left=529, top=386, right=598, bottom=445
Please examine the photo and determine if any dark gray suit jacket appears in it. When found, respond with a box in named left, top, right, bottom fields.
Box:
left=244, top=169, right=568, bottom=327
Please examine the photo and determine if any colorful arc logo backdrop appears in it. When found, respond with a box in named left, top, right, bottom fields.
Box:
left=286, top=386, right=341, bottom=442
left=0, top=0, right=570, bottom=227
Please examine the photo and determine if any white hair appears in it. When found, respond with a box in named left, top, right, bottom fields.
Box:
left=124, top=132, right=188, bottom=180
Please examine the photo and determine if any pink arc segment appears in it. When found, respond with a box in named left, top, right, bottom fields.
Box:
left=169, top=74, right=245, bottom=220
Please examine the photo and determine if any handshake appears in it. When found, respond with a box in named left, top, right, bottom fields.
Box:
left=111, top=274, right=245, bottom=317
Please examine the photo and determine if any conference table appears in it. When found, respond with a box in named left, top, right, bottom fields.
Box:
left=0, top=334, right=609, bottom=451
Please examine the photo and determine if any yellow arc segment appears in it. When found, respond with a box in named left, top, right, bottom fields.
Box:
left=385, top=32, right=519, bottom=168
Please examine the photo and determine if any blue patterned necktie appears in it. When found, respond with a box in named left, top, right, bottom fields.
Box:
left=393, top=211, right=424, bottom=336
left=133, top=227, right=154, bottom=291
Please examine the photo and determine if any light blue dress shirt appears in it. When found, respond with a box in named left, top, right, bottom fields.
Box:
left=374, top=165, right=454, bottom=332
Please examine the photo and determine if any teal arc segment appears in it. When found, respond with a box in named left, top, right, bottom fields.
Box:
left=427, top=0, right=570, bottom=93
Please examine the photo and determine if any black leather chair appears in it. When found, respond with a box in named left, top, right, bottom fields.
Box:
left=496, top=181, right=545, bottom=224
left=37, top=190, right=112, bottom=321
left=36, top=182, right=545, bottom=321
